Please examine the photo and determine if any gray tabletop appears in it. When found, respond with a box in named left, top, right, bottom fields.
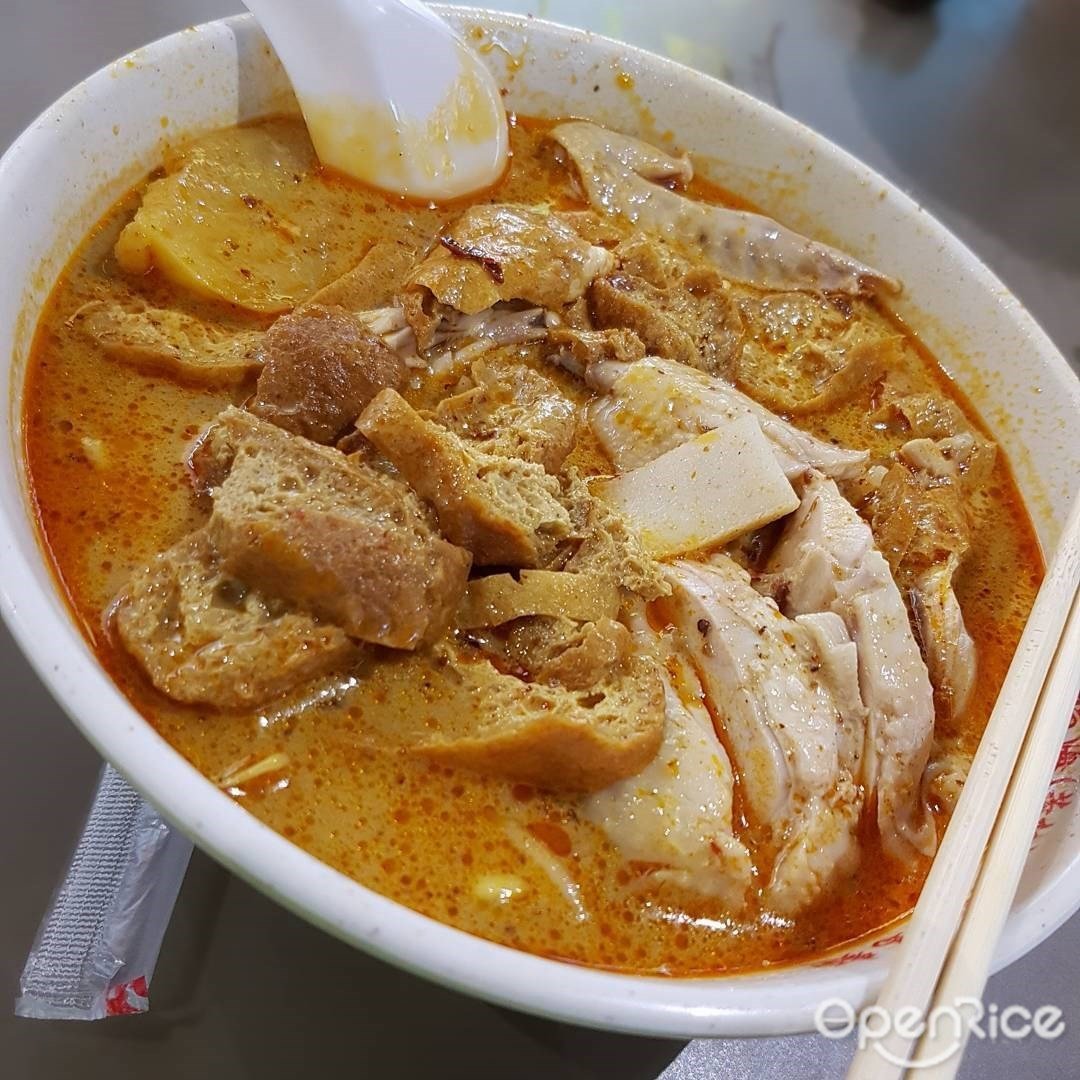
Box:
left=3, top=2, right=1079, bottom=1077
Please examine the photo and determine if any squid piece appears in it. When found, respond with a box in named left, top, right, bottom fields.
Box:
left=550, top=121, right=899, bottom=297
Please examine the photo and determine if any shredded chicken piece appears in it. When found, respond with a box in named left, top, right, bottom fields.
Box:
left=666, top=557, right=864, bottom=913
left=582, top=617, right=753, bottom=908
left=505, top=822, right=589, bottom=922
left=768, top=472, right=937, bottom=860
left=351, top=302, right=549, bottom=372
left=586, top=356, right=869, bottom=480
left=350, top=304, right=424, bottom=367
left=864, top=395, right=997, bottom=717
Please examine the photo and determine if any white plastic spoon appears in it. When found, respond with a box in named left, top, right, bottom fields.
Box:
left=241, top=0, right=509, bottom=200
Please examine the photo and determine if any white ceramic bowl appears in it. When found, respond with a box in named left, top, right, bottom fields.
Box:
left=2, top=10, right=1079, bottom=1038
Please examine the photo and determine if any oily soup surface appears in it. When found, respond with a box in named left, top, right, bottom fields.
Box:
left=23, top=117, right=1042, bottom=974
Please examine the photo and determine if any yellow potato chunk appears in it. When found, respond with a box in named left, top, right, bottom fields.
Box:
left=115, top=125, right=337, bottom=313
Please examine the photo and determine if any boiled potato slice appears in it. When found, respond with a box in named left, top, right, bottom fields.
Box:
left=115, top=125, right=335, bottom=313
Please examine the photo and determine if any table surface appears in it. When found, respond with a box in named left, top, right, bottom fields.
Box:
left=3, top=1, right=1078, bottom=1077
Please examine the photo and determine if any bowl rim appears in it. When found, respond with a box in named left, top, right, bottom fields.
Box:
left=1, top=8, right=1079, bottom=1039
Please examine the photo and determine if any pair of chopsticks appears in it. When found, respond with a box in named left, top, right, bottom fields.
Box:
left=847, top=493, right=1080, bottom=1080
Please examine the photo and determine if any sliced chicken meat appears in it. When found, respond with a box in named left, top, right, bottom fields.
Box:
left=865, top=431, right=993, bottom=718
left=582, top=619, right=753, bottom=909
left=550, top=121, right=898, bottom=297
left=350, top=302, right=552, bottom=372
left=859, top=395, right=996, bottom=717
left=768, top=472, right=937, bottom=860
left=587, top=356, right=869, bottom=480
left=911, top=556, right=977, bottom=721
left=795, top=610, right=868, bottom=773
left=664, top=557, right=864, bottom=914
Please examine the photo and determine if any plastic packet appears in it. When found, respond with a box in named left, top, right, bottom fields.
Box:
left=15, top=764, right=192, bottom=1020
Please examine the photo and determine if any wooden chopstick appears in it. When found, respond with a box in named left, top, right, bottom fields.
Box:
left=911, top=583, right=1080, bottom=1077
left=846, top=493, right=1080, bottom=1080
